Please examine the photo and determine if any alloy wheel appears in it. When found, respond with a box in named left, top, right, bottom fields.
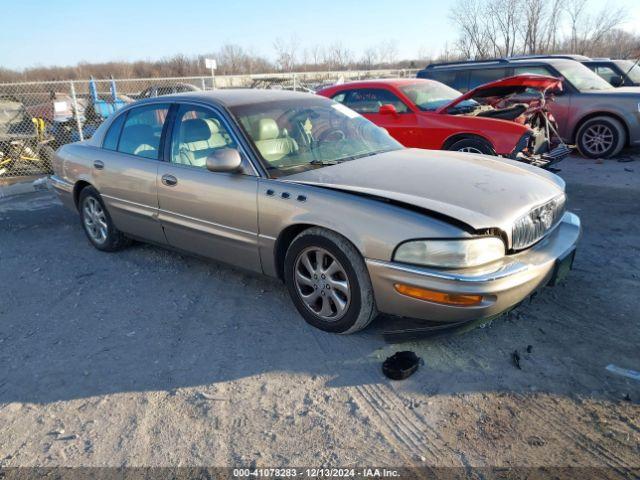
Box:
left=293, top=247, right=351, bottom=321
left=458, top=146, right=483, bottom=154
left=582, top=124, right=614, bottom=156
left=82, top=197, right=108, bottom=244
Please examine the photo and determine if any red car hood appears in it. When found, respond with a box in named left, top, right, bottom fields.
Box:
left=436, top=74, right=562, bottom=113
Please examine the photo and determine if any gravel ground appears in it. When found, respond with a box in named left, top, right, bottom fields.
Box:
left=0, top=154, right=638, bottom=471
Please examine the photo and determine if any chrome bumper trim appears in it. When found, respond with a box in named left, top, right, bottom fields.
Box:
left=49, top=175, right=73, bottom=193
left=366, top=259, right=529, bottom=284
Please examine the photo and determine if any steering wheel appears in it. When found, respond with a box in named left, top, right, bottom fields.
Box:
left=318, top=128, right=346, bottom=143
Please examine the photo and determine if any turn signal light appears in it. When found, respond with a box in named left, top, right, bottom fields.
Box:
left=394, top=284, right=483, bottom=306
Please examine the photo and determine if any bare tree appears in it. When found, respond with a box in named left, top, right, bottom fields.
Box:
left=361, top=47, right=379, bottom=69
left=308, top=44, right=323, bottom=69
left=565, top=0, right=588, bottom=52
left=273, top=36, right=298, bottom=72
left=449, top=0, right=492, bottom=58
left=377, top=40, right=399, bottom=65
left=541, top=0, right=562, bottom=52
left=581, top=5, right=626, bottom=54
left=323, top=42, right=353, bottom=70
left=449, top=0, right=630, bottom=59
left=521, top=0, right=546, bottom=54
left=486, top=0, right=522, bottom=56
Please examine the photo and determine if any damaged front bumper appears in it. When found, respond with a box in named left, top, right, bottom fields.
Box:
left=516, top=143, right=573, bottom=169
left=509, top=130, right=573, bottom=169
left=366, top=211, right=581, bottom=324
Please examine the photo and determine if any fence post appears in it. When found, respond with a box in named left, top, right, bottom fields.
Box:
left=293, top=73, right=297, bottom=91
left=201, top=77, right=206, bottom=90
left=70, top=80, right=84, bottom=142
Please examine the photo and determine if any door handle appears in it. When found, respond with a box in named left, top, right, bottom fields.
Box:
left=161, top=174, right=178, bottom=187
left=93, top=160, right=104, bottom=170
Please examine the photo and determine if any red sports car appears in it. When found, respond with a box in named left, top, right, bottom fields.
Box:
left=317, top=76, right=570, bottom=168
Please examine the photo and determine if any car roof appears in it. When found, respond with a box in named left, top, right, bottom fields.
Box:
left=140, top=88, right=319, bottom=108
left=423, top=57, right=579, bottom=70
left=320, top=78, right=433, bottom=90
left=335, top=78, right=429, bottom=86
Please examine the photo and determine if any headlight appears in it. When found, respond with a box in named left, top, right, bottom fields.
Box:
left=393, top=237, right=505, bottom=268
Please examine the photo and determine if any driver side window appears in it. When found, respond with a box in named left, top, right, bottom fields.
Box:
left=170, top=105, right=237, bottom=168
left=338, top=89, right=409, bottom=114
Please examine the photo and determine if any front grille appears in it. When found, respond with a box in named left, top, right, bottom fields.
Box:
left=511, top=194, right=566, bottom=251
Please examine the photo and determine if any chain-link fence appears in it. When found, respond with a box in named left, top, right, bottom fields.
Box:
left=0, top=69, right=418, bottom=179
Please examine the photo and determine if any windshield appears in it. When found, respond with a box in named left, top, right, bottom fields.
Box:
left=554, top=61, right=614, bottom=91
left=230, top=97, right=402, bottom=178
left=616, top=60, right=640, bottom=84
left=399, top=82, right=477, bottom=111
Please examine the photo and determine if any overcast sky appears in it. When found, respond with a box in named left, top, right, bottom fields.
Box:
left=1, top=0, right=638, bottom=70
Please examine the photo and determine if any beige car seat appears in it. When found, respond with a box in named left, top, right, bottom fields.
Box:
left=253, top=118, right=298, bottom=162
left=177, top=118, right=229, bottom=166
left=120, top=124, right=158, bottom=159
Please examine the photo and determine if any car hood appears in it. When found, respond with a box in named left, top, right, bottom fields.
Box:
left=436, top=74, right=562, bottom=113
left=284, top=148, right=565, bottom=234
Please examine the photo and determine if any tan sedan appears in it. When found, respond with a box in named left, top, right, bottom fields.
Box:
left=50, top=90, right=581, bottom=333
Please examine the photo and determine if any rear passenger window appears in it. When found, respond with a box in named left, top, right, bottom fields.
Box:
left=593, top=66, right=619, bottom=84
left=428, top=71, right=470, bottom=92
left=102, top=112, right=126, bottom=151
left=117, top=104, right=169, bottom=159
left=468, top=68, right=509, bottom=89
left=513, top=66, right=553, bottom=76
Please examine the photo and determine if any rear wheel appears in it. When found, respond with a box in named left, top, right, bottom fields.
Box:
left=284, top=227, right=377, bottom=334
left=576, top=116, right=625, bottom=159
left=447, top=137, right=495, bottom=155
left=78, top=186, right=130, bottom=252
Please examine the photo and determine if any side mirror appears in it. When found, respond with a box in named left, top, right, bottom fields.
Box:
left=206, top=148, right=242, bottom=173
left=610, top=75, right=624, bottom=87
left=378, top=104, right=398, bottom=115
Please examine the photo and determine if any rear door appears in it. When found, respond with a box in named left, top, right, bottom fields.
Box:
left=95, top=103, right=169, bottom=244
left=334, top=88, right=420, bottom=147
left=157, top=103, right=261, bottom=272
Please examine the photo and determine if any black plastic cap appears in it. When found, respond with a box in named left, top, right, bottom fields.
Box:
left=382, top=351, right=420, bottom=380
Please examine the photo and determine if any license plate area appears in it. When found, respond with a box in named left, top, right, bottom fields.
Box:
left=549, top=249, right=576, bottom=286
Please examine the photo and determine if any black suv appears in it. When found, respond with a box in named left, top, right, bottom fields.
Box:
left=417, top=56, right=640, bottom=158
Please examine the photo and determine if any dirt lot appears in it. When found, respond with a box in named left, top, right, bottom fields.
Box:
left=0, top=155, right=639, bottom=472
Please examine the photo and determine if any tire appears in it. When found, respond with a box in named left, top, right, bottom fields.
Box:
left=78, top=186, right=130, bottom=252
left=576, top=116, right=625, bottom=159
left=447, top=137, right=495, bottom=155
left=284, top=227, right=377, bottom=334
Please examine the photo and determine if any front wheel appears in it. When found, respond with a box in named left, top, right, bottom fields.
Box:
left=576, top=116, right=625, bottom=159
left=284, top=227, right=377, bottom=334
left=78, top=186, right=130, bottom=252
left=447, top=137, right=495, bottom=155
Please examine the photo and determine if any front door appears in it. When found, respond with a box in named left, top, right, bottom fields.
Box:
left=337, top=88, right=421, bottom=147
left=157, top=103, right=261, bottom=272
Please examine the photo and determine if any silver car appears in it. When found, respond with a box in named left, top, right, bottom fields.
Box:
left=50, top=90, right=581, bottom=334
